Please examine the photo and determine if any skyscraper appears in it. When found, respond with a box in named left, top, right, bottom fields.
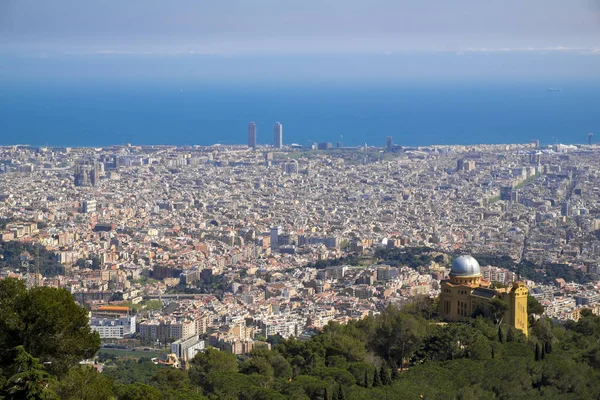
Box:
left=273, top=122, right=282, bottom=149
left=386, top=136, right=393, bottom=151
left=270, top=226, right=282, bottom=249
left=248, top=122, right=257, bottom=149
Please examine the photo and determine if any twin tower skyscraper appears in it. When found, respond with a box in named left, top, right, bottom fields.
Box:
left=248, top=122, right=283, bottom=150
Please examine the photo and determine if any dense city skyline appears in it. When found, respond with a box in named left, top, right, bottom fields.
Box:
left=2, top=1, right=600, bottom=398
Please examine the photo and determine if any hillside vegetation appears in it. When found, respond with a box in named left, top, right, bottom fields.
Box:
left=2, top=278, right=600, bottom=399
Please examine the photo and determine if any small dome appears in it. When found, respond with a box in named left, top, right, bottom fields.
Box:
left=450, top=255, right=481, bottom=277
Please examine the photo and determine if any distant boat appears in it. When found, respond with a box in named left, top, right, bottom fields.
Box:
left=547, top=88, right=562, bottom=92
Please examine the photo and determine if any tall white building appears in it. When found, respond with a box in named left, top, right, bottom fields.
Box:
left=273, top=122, right=282, bottom=149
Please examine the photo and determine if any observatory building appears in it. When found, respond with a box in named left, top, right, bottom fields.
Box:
left=439, top=255, right=528, bottom=336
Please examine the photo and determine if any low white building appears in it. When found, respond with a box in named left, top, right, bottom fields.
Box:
left=90, top=315, right=136, bottom=339
left=261, top=317, right=303, bottom=338
left=171, top=335, right=205, bottom=363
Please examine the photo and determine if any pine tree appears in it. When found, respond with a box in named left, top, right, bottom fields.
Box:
left=535, top=343, right=540, bottom=361
left=541, top=345, right=546, bottom=360
left=0, top=279, right=101, bottom=377
left=2, top=346, right=59, bottom=399
left=337, top=383, right=346, bottom=400
left=380, top=364, right=391, bottom=385
left=373, top=368, right=382, bottom=387
left=506, top=327, right=515, bottom=342
left=391, top=362, right=399, bottom=380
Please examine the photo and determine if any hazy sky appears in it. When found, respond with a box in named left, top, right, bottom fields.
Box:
left=2, top=0, right=600, bottom=54
left=1, top=1, right=599, bottom=82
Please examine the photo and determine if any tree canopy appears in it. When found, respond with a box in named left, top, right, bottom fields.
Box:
left=0, top=279, right=101, bottom=377
left=175, top=306, right=600, bottom=399
left=3, top=277, right=600, bottom=400
left=0, top=242, right=64, bottom=276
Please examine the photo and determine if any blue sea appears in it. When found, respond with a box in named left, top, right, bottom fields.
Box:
left=0, top=81, right=598, bottom=147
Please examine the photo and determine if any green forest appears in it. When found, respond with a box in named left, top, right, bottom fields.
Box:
left=311, top=247, right=595, bottom=285
left=2, top=278, right=600, bottom=399
left=0, top=241, right=64, bottom=276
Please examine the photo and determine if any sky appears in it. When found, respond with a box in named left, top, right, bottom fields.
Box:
left=1, top=0, right=600, bottom=81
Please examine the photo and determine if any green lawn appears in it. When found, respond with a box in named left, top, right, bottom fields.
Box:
left=98, top=348, right=161, bottom=359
